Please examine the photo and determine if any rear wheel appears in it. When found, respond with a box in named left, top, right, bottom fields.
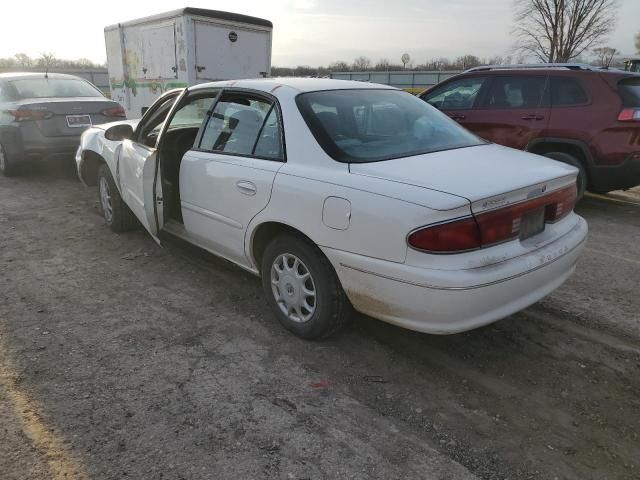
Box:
left=0, top=143, right=18, bottom=177
left=542, top=152, right=587, bottom=200
left=261, top=234, right=351, bottom=340
left=97, top=164, right=138, bottom=232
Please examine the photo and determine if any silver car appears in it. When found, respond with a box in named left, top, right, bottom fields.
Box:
left=0, top=72, right=125, bottom=176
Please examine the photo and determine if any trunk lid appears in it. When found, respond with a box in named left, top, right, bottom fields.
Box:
left=349, top=144, right=578, bottom=214
left=14, top=97, right=123, bottom=137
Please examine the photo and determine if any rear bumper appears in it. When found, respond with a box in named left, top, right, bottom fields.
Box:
left=589, top=155, right=640, bottom=193
left=324, top=216, right=588, bottom=334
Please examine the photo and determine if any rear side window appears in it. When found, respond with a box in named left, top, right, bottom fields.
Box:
left=483, top=76, right=546, bottom=109
left=551, top=77, right=588, bottom=106
left=618, top=77, right=640, bottom=107
left=422, top=77, right=487, bottom=110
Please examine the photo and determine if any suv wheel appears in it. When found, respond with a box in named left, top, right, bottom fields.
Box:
left=542, top=152, right=587, bottom=200
left=261, top=233, right=351, bottom=340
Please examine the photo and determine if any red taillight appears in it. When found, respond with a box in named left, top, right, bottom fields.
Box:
left=102, top=106, right=126, bottom=118
left=617, top=108, right=640, bottom=122
left=8, top=109, right=53, bottom=122
left=408, top=185, right=578, bottom=254
left=408, top=217, right=481, bottom=253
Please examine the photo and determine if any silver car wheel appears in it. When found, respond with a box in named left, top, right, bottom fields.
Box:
left=0, top=144, right=6, bottom=172
left=99, top=176, right=114, bottom=223
left=271, top=253, right=317, bottom=323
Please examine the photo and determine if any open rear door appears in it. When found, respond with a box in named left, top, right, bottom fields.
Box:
left=118, top=140, right=164, bottom=242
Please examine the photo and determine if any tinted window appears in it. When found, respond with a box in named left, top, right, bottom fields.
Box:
left=200, top=93, right=282, bottom=159
left=296, top=89, right=484, bottom=163
left=618, top=77, right=640, bottom=107
left=423, top=77, right=486, bottom=110
left=484, top=76, right=546, bottom=109
left=9, top=78, right=103, bottom=98
left=551, top=77, right=588, bottom=106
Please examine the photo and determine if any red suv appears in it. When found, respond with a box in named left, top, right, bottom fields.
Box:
left=420, top=65, right=640, bottom=197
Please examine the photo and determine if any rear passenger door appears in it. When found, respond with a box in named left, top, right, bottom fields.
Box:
left=179, top=90, right=285, bottom=266
left=545, top=75, right=591, bottom=143
left=421, top=76, right=489, bottom=132
left=473, top=75, right=550, bottom=150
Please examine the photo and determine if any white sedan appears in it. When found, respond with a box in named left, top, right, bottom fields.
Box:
left=76, top=78, right=587, bottom=339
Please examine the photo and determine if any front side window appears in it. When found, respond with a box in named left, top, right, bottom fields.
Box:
left=483, top=76, right=546, bottom=109
left=199, top=93, right=283, bottom=160
left=551, top=77, right=588, bottom=106
left=422, top=76, right=487, bottom=110
left=297, top=89, right=484, bottom=163
left=9, top=78, right=104, bottom=99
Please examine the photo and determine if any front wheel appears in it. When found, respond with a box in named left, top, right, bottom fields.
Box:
left=97, top=164, right=138, bottom=233
left=543, top=152, right=587, bottom=200
left=261, top=234, right=351, bottom=340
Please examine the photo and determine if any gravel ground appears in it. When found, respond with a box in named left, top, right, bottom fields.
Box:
left=0, top=164, right=639, bottom=480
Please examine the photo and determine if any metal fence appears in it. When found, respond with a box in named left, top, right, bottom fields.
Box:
left=329, top=70, right=462, bottom=89
left=0, top=67, right=110, bottom=95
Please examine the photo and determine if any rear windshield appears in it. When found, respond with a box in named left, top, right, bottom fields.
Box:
left=618, top=77, right=640, bottom=107
left=296, top=89, right=484, bottom=163
left=9, top=78, right=103, bottom=99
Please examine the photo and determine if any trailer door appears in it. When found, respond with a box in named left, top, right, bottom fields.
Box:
left=141, top=23, right=178, bottom=79
left=194, top=21, right=270, bottom=80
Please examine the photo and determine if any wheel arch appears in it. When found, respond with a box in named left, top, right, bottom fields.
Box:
left=526, top=138, right=594, bottom=187
left=249, top=221, right=319, bottom=276
left=78, top=149, right=107, bottom=186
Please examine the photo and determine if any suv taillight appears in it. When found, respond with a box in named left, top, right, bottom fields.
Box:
left=408, top=185, right=578, bottom=253
left=617, top=108, right=640, bottom=122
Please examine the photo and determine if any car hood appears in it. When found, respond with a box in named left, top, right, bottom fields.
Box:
left=349, top=144, right=578, bottom=214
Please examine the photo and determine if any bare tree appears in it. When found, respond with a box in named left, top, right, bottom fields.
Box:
left=374, top=58, right=391, bottom=71
left=14, top=53, right=33, bottom=68
left=38, top=52, right=57, bottom=71
left=513, top=0, right=619, bottom=63
left=352, top=56, right=372, bottom=71
left=328, top=61, right=350, bottom=72
left=593, top=46, right=618, bottom=67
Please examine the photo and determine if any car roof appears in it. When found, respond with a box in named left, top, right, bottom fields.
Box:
left=0, top=72, right=87, bottom=81
left=189, top=77, right=398, bottom=94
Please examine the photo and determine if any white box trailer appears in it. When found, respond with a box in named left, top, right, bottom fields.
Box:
left=105, top=7, right=273, bottom=118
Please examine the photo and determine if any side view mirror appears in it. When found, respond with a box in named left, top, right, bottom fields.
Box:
left=105, top=123, right=134, bottom=141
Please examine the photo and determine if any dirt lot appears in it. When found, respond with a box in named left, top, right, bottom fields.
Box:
left=1, top=165, right=639, bottom=480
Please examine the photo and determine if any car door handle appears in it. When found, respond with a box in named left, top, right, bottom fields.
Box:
left=521, top=114, right=544, bottom=121
left=236, top=180, right=257, bottom=196
left=449, top=114, right=466, bottom=120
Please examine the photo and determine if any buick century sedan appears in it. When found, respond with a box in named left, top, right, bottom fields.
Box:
left=76, top=78, right=587, bottom=339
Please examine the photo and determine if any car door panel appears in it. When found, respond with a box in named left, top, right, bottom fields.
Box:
left=472, top=75, right=550, bottom=150
left=118, top=139, right=163, bottom=238
left=180, top=150, right=283, bottom=265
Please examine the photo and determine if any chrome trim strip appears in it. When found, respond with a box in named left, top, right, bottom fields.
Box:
left=340, top=236, right=586, bottom=291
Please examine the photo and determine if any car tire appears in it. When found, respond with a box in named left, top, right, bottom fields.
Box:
left=261, top=233, right=351, bottom=340
left=0, top=142, right=18, bottom=177
left=542, top=152, right=587, bottom=200
left=97, top=164, right=138, bottom=233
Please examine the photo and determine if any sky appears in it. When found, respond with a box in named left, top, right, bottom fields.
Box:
left=0, top=0, right=638, bottom=67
